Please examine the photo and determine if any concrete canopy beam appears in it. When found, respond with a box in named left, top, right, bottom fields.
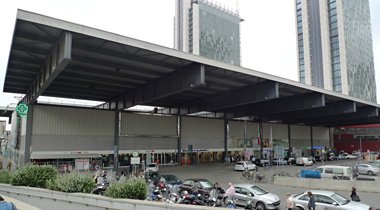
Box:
left=182, top=81, right=279, bottom=115
left=228, top=93, right=326, bottom=119
left=21, top=32, right=72, bottom=104
left=116, top=63, right=206, bottom=110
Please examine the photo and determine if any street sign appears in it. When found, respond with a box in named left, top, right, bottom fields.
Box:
left=15, top=103, right=28, bottom=117
left=131, top=157, right=140, bottom=165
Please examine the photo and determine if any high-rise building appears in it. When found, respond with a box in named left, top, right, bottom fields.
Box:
left=174, top=0, right=242, bottom=66
left=295, top=0, right=377, bottom=102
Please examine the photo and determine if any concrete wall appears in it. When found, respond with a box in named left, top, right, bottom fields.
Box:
left=0, top=184, right=223, bottom=210
left=274, top=176, right=380, bottom=193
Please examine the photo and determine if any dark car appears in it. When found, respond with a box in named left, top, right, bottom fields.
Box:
left=254, top=159, right=270, bottom=167
left=145, top=171, right=160, bottom=183
left=179, top=178, right=214, bottom=195
left=158, top=174, right=182, bottom=186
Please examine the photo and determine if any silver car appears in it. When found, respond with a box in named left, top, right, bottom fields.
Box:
left=293, top=190, right=370, bottom=210
left=233, top=184, right=280, bottom=210
left=356, top=163, right=380, bottom=176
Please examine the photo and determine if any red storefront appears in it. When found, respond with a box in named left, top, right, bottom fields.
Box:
left=334, top=124, right=380, bottom=153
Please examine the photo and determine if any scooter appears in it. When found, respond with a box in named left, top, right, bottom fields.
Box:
left=92, top=175, right=109, bottom=195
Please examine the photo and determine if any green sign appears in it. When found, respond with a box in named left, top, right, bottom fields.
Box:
left=16, top=103, right=29, bottom=117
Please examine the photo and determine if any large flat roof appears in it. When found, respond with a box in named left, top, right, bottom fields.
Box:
left=3, top=9, right=380, bottom=127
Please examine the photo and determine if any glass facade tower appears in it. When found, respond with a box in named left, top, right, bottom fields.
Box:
left=175, top=0, right=242, bottom=66
left=295, top=0, right=376, bottom=102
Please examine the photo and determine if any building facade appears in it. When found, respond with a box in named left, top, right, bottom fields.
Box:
left=295, top=0, right=376, bottom=102
left=174, top=0, right=242, bottom=66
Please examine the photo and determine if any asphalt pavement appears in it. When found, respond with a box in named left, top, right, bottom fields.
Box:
left=160, top=159, right=380, bottom=209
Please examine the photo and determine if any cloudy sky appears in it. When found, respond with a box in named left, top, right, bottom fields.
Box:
left=0, top=0, right=379, bottom=109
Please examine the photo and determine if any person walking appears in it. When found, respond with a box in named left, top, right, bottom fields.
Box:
left=285, top=192, right=295, bottom=210
left=307, top=191, right=316, bottom=210
left=224, top=183, right=236, bottom=204
left=0, top=196, right=17, bottom=210
left=350, top=187, right=360, bottom=202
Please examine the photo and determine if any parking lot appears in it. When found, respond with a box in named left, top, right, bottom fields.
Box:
left=160, top=159, right=380, bottom=209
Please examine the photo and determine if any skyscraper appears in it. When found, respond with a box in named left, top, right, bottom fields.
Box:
left=174, top=0, right=242, bottom=66
left=296, top=0, right=377, bottom=102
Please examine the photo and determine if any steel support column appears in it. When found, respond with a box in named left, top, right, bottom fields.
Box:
left=113, top=111, right=120, bottom=174
left=259, top=122, right=263, bottom=159
left=310, top=126, right=314, bottom=157
left=223, top=114, right=228, bottom=163
left=288, top=124, right=291, bottom=156
left=177, top=114, right=182, bottom=164
left=24, top=104, right=34, bottom=164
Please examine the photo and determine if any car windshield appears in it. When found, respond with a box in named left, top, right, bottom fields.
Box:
left=199, top=180, right=213, bottom=188
left=163, top=175, right=177, bottom=181
left=331, top=193, right=350, bottom=205
left=249, top=185, right=268, bottom=195
left=148, top=164, right=156, bottom=167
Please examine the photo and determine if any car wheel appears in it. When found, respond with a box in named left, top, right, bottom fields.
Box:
left=368, top=171, right=374, bottom=176
left=256, top=202, right=266, bottom=210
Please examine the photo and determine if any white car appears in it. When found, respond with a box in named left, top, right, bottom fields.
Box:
left=146, top=163, right=159, bottom=172
left=345, top=154, right=357, bottom=159
left=293, top=190, right=370, bottom=210
left=234, top=161, right=256, bottom=171
left=296, top=157, right=313, bottom=166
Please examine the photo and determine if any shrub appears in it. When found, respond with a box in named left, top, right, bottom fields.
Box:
left=0, top=171, right=12, bottom=184
left=105, top=178, right=147, bottom=200
left=47, top=172, right=96, bottom=193
left=10, top=164, right=57, bottom=188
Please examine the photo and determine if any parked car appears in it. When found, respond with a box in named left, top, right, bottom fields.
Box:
left=345, top=154, right=357, bottom=159
left=338, top=154, right=347, bottom=160
left=272, top=158, right=288, bottom=165
left=314, top=165, right=353, bottom=180
left=145, top=171, right=160, bottom=183
left=355, top=163, right=380, bottom=176
left=234, top=184, right=280, bottom=209
left=326, top=153, right=338, bottom=161
left=235, top=161, right=256, bottom=171
left=293, top=190, right=370, bottom=210
left=284, top=156, right=296, bottom=165
left=254, top=159, right=270, bottom=167
left=296, top=157, right=313, bottom=166
left=146, top=163, right=159, bottom=172
left=157, top=174, right=182, bottom=186
left=179, top=178, right=214, bottom=196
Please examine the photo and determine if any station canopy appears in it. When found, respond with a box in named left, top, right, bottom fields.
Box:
left=3, top=10, right=380, bottom=127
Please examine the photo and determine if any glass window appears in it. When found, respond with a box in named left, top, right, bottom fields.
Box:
left=330, top=28, right=338, bottom=36
left=298, top=21, right=302, bottom=28
left=300, top=64, right=305, bottom=71
left=334, top=85, right=341, bottom=92
left=296, top=3, right=302, bottom=10
left=299, top=194, right=309, bottom=201
left=331, top=42, right=339, bottom=50
left=300, top=77, right=305, bottom=83
left=298, top=27, right=303, bottom=34
left=329, top=8, right=337, bottom=16
left=332, top=70, right=341, bottom=78
left=331, top=36, right=339, bottom=43
left=333, top=77, right=341, bottom=85
left=329, top=2, right=337, bottom=9
left=331, top=193, right=350, bottom=205
left=300, top=71, right=305, bottom=77
left=333, top=168, right=344, bottom=175
left=297, top=15, right=302, bottom=22
left=333, top=63, right=340, bottom=70
left=325, top=168, right=333, bottom=174
left=299, top=58, right=304, bottom=65
left=297, top=9, right=302, bottom=16
left=329, top=15, right=337, bottom=23
left=316, top=195, right=335, bottom=205
left=249, top=185, right=268, bottom=195
left=331, top=49, right=340, bottom=57
left=238, top=188, right=250, bottom=196
left=332, top=56, right=340, bottom=64
left=330, top=22, right=338, bottom=29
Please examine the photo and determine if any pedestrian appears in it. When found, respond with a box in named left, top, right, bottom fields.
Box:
left=224, top=183, right=236, bottom=204
left=0, top=195, right=17, bottom=210
left=307, top=191, right=316, bottom=210
left=285, top=192, right=295, bottom=210
left=350, top=187, right=360, bottom=202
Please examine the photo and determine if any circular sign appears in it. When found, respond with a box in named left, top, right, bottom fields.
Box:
left=16, top=103, right=29, bottom=116
left=132, top=152, right=139, bottom=157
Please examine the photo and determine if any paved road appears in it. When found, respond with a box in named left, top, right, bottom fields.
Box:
left=160, top=159, right=380, bottom=209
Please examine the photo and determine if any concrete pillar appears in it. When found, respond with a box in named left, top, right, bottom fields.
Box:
left=288, top=124, right=292, bottom=156
left=24, top=104, right=34, bottom=164
left=113, top=111, right=120, bottom=174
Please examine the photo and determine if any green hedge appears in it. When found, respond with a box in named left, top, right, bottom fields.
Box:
left=10, top=164, right=57, bottom=188
left=0, top=171, right=12, bottom=184
left=47, top=172, right=96, bottom=193
left=105, top=178, right=147, bottom=200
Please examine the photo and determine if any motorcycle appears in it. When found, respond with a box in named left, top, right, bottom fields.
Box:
left=92, top=174, right=109, bottom=195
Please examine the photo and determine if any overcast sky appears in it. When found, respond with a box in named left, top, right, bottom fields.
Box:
left=0, top=0, right=379, bottom=109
